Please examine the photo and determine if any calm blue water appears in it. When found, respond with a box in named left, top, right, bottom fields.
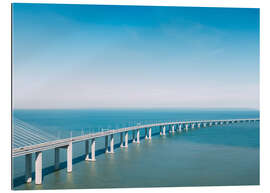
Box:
left=12, top=109, right=260, bottom=190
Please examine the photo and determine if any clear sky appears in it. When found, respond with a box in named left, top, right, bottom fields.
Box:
left=12, top=4, right=259, bottom=109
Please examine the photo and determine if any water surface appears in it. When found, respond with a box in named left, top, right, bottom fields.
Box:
left=12, top=109, right=260, bottom=190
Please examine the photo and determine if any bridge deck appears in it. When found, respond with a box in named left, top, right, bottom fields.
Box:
left=12, top=118, right=259, bottom=157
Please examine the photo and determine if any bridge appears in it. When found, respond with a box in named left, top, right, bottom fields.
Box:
left=12, top=118, right=259, bottom=185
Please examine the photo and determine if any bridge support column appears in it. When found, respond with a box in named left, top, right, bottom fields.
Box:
left=105, top=136, right=109, bottom=153
left=178, top=124, right=182, bottom=132
left=160, top=126, right=162, bottom=135
left=145, top=128, right=148, bottom=139
left=209, top=122, right=212, bottom=126
left=148, top=128, right=152, bottom=140
left=220, top=122, right=223, bottom=125
left=185, top=124, right=189, bottom=131
left=162, top=126, right=166, bottom=136
left=197, top=123, right=201, bottom=128
left=136, top=129, right=140, bottom=144
left=171, top=125, right=175, bottom=133
left=132, top=130, right=136, bottom=143
left=35, top=151, right=42, bottom=185
left=110, top=134, right=114, bottom=153
left=85, top=140, right=90, bottom=160
left=191, top=124, right=195, bottom=129
left=124, top=131, right=128, bottom=147
left=90, top=138, right=96, bottom=161
left=203, top=123, right=207, bottom=127
left=120, top=132, right=124, bottom=148
left=55, top=148, right=60, bottom=170
left=25, top=154, right=32, bottom=183
left=215, top=122, right=218, bottom=126
left=67, top=142, right=72, bottom=173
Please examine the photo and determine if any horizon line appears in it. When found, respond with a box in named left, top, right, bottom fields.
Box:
left=12, top=107, right=260, bottom=111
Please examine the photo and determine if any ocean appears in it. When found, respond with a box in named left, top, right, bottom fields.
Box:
left=12, top=109, right=260, bottom=190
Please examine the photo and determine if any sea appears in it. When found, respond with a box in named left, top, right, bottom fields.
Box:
left=12, top=109, right=260, bottom=190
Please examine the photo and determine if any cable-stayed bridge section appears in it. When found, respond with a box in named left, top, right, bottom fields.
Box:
left=12, top=118, right=259, bottom=185
left=12, top=118, right=59, bottom=149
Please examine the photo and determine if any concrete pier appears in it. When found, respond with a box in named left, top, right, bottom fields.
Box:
left=145, top=128, right=148, bottom=139
left=35, top=151, right=42, bottom=185
left=55, top=148, right=60, bottom=170
left=110, top=134, right=114, bottom=153
left=185, top=124, right=188, bottom=131
left=25, top=154, right=32, bottom=183
left=124, top=131, right=128, bottom=147
left=160, top=126, right=162, bottom=135
left=209, top=122, right=212, bottom=126
left=120, top=132, right=124, bottom=148
left=67, top=142, right=72, bottom=173
left=85, top=140, right=89, bottom=160
left=136, top=129, right=140, bottom=144
left=191, top=124, right=195, bottom=129
left=90, top=138, right=96, bottom=161
left=105, top=136, right=109, bottom=153
left=178, top=124, right=182, bottom=132
left=215, top=122, right=218, bottom=125
left=197, top=123, right=201, bottom=128
left=162, top=126, right=166, bottom=136
left=203, top=123, right=207, bottom=127
left=171, top=125, right=175, bottom=133
left=149, top=128, right=152, bottom=139
left=132, top=130, right=136, bottom=143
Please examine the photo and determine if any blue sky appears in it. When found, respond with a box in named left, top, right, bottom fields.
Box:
left=12, top=4, right=259, bottom=109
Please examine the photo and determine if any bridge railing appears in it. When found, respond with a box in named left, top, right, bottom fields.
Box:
left=13, top=118, right=259, bottom=156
